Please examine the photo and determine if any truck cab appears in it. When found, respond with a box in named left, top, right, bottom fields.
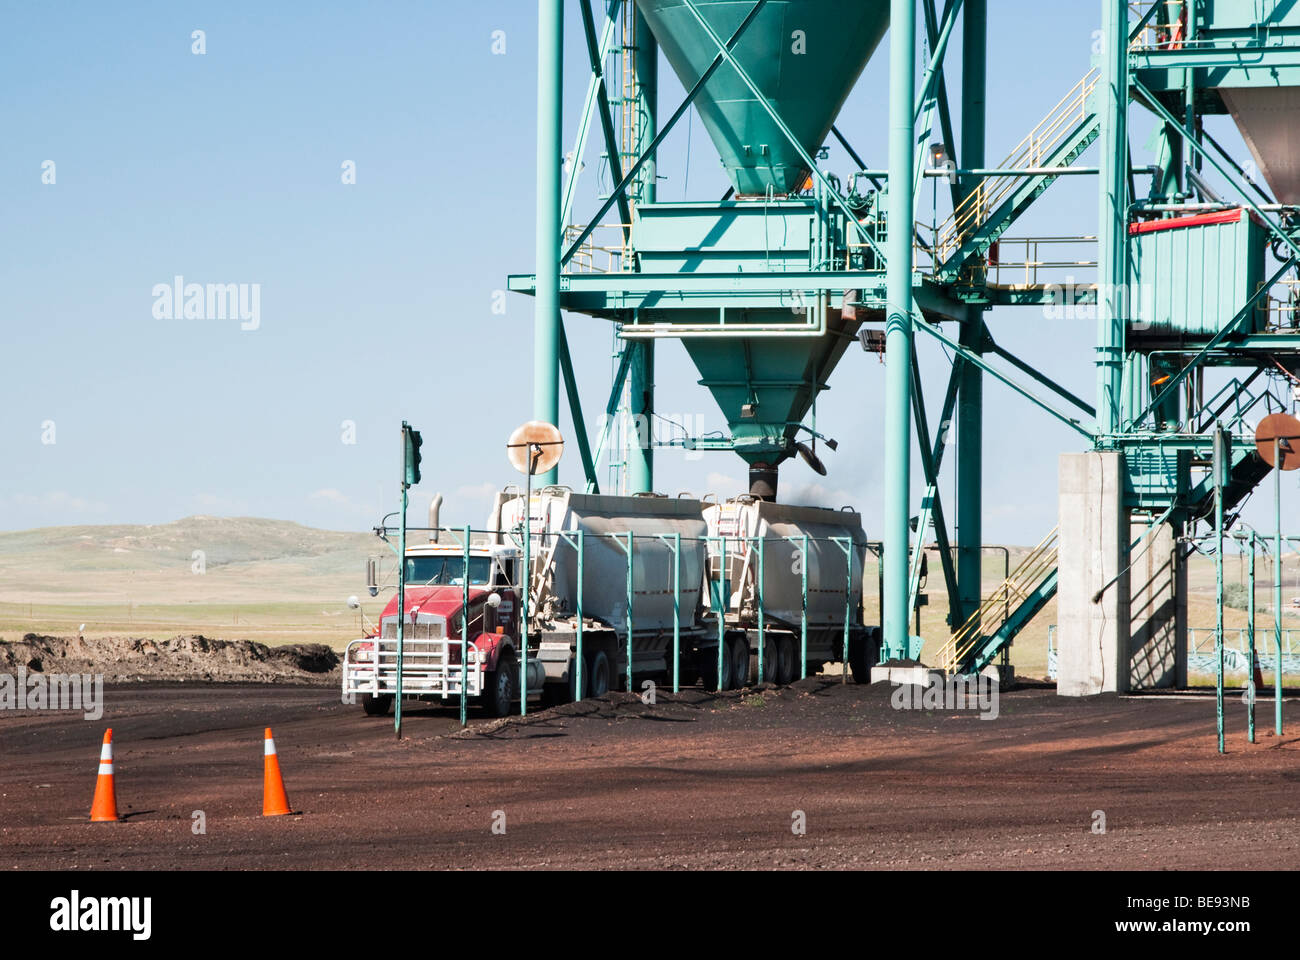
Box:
left=342, top=540, right=538, bottom=717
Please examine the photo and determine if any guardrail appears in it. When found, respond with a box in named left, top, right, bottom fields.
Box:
left=1046, top=624, right=1300, bottom=678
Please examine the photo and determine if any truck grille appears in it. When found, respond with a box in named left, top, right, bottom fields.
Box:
left=381, top=618, right=446, bottom=639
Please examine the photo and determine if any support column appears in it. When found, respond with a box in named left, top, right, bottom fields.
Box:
left=1057, top=452, right=1131, bottom=695
left=959, top=0, right=986, bottom=203
left=626, top=342, right=655, bottom=493
left=956, top=313, right=984, bottom=625
left=883, top=0, right=917, bottom=660
left=534, top=0, right=564, bottom=485
left=626, top=10, right=657, bottom=494
left=1096, top=0, right=1128, bottom=438
left=956, top=0, right=986, bottom=625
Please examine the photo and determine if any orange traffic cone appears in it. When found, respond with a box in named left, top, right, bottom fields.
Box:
left=89, top=728, right=118, bottom=822
left=1254, top=662, right=1266, bottom=692
left=262, top=728, right=292, bottom=816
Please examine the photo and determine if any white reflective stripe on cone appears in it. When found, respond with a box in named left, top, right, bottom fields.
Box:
left=98, top=764, right=113, bottom=775
left=264, top=738, right=276, bottom=756
left=100, top=745, right=113, bottom=762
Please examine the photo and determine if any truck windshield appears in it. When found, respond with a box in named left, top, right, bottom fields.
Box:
left=405, top=555, right=493, bottom=586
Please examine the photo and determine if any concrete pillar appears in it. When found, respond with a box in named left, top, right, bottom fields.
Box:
left=1127, top=519, right=1188, bottom=689
left=1057, top=451, right=1130, bottom=696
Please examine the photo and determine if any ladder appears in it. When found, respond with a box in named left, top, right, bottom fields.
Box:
left=933, top=525, right=1060, bottom=675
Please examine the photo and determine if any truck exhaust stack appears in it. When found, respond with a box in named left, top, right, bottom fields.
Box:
left=428, top=493, right=443, bottom=543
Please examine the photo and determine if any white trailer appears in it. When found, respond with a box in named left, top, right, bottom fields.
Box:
left=704, top=496, right=879, bottom=685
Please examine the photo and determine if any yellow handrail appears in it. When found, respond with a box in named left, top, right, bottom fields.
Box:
left=933, top=70, right=1099, bottom=266
left=933, top=525, right=1060, bottom=674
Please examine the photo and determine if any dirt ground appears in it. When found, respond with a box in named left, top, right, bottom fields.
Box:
left=0, top=634, right=339, bottom=685
left=2, top=675, right=1298, bottom=870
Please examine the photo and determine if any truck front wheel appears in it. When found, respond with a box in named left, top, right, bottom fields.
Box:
left=361, top=693, right=393, bottom=717
left=484, top=651, right=518, bottom=717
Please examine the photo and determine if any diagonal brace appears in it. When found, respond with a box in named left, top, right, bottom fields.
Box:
left=563, top=0, right=769, bottom=268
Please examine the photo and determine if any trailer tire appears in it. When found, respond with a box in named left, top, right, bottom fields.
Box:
left=775, top=635, right=796, bottom=685
left=361, top=693, right=392, bottom=717
left=729, top=636, right=750, bottom=690
left=484, top=651, right=518, bottom=717
left=586, top=650, right=611, bottom=698
left=700, top=643, right=732, bottom=692
left=760, top=635, right=779, bottom=684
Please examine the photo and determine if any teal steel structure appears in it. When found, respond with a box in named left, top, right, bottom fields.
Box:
left=512, top=0, right=1300, bottom=681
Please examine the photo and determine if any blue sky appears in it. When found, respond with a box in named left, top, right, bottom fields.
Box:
left=2, top=1, right=1295, bottom=548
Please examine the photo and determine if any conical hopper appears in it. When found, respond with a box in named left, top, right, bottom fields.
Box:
left=682, top=302, right=864, bottom=484
left=1222, top=87, right=1300, bottom=204
left=636, top=0, right=889, bottom=196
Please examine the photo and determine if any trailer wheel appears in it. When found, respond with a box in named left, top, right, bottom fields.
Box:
left=484, top=650, right=518, bottom=717
left=775, top=636, right=796, bottom=686
left=760, top=635, right=779, bottom=684
left=728, top=636, right=750, bottom=690
left=700, top=643, right=732, bottom=692
left=586, top=650, right=611, bottom=698
left=360, top=693, right=392, bottom=717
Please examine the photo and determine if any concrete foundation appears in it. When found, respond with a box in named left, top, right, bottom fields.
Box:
left=871, top=664, right=944, bottom=686
left=1056, top=452, right=1188, bottom=696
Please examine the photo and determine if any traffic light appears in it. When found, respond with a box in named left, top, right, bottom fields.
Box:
left=403, top=422, right=423, bottom=487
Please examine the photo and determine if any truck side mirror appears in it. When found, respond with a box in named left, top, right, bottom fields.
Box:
left=366, top=557, right=378, bottom=597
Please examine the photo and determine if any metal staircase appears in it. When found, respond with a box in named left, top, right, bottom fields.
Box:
left=932, top=70, right=1101, bottom=283
left=1187, top=448, right=1272, bottom=521
left=933, top=525, right=1060, bottom=675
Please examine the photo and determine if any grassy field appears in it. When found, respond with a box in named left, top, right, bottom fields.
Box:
left=0, top=516, right=380, bottom=650
left=2, top=516, right=1297, bottom=680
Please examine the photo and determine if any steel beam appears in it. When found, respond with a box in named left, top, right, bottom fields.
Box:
left=562, top=1, right=767, bottom=268
left=1096, top=0, right=1128, bottom=440
left=576, top=0, right=632, bottom=236
left=912, top=314, right=1097, bottom=440
left=534, top=0, right=564, bottom=484
left=884, top=0, right=918, bottom=660
left=626, top=12, right=657, bottom=494
left=587, top=347, right=635, bottom=494
left=957, top=0, right=986, bottom=625
left=558, top=322, right=600, bottom=491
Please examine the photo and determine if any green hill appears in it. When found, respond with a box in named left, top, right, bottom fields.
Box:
left=0, top=516, right=380, bottom=648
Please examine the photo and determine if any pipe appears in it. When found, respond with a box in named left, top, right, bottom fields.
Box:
left=883, top=0, right=917, bottom=661
left=748, top=464, right=778, bottom=501
left=534, top=0, right=564, bottom=485
left=428, top=493, right=443, bottom=543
